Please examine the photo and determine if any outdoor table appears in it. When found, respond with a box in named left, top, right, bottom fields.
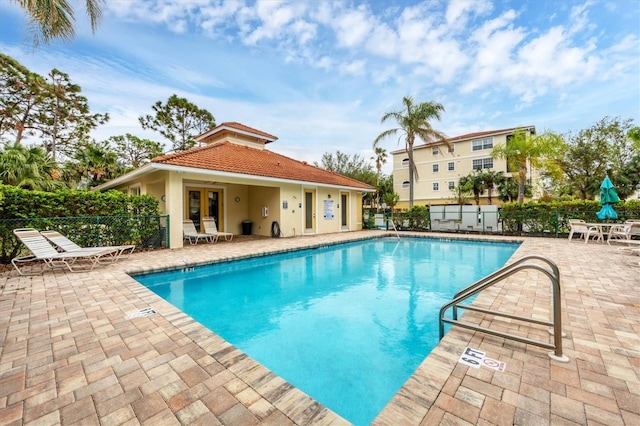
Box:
left=585, top=223, right=617, bottom=243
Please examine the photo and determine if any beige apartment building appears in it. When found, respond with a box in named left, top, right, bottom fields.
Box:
left=391, top=126, right=536, bottom=210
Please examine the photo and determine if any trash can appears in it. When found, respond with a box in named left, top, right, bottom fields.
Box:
left=242, top=220, right=252, bottom=235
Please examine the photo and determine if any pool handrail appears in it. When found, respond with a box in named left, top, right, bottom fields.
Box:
left=452, top=255, right=559, bottom=304
left=389, top=219, right=400, bottom=239
left=439, top=255, right=568, bottom=362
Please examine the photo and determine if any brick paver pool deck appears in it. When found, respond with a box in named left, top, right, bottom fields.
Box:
left=1, top=231, right=638, bottom=425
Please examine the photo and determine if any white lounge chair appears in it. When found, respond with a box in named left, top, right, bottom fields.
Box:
left=40, top=230, right=135, bottom=263
left=183, top=220, right=216, bottom=244
left=203, top=216, right=234, bottom=241
left=567, top=219, right=599, bottom=243
left=12, top=228, right=117, bottom=275
left=607, top=221, right=640, bottom=245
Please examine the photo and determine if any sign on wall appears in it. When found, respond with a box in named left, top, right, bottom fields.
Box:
left=323, top=200, right=334, bottom=219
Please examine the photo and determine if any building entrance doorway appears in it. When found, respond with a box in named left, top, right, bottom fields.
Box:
left=186, top=187, right=223, bottom=231
left=304, top=189, right=316, bottom=232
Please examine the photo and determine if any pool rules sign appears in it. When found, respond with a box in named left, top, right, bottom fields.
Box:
left=459, top=347, right=506, bottom=372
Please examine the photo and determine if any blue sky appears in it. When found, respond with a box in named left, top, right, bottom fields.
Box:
left=1, top=0, right=638, bottom=174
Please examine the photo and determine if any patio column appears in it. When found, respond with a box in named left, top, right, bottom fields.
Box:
left=166, top=172, right=184, bottom=249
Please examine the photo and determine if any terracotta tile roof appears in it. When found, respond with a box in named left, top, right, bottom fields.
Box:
left=153, top=142, right=374, bottom=190
left=445, top=126, right=535, bottom=143
left=195, top=122, right=278, bottom=143
left=391, top=126, right=535, bottom=154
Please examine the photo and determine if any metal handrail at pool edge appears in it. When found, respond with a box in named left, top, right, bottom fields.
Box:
left=439, top=255, right=568, bottom=362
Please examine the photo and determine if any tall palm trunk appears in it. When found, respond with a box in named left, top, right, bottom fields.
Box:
left=407, top=135, right=415, bottom=208
left=518, top=163, right=527, bottom=203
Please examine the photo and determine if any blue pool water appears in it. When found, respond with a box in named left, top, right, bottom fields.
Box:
left=135, top=237, right=519, bottom=425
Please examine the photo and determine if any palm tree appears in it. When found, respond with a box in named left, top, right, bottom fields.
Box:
left=374, top=96, right=447, bottom=207
left=64, top=141, right=122, bottom=188
left=13, top=0, right=103, bottom=46
left=492, top=129, right=564, bottom=203
left=459, top=171, right=486, bottom=206
left=482, top=169, right=504, bottom=205
left=496, top=176, right=529, bottom=203
left=371, top=144, right=388, bottom=209
left=451, top=180, right=472, bottom=205
left=382, top=192, right=400, bottom=218
left=0, top=142, right=63, bottom=190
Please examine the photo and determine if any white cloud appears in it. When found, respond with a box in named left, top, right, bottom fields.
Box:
left=365, top=23, right=398, bottom=58
left=242, top=1, right=307, bottom=45
left=340, top=60, right=367, bottom=76
left=332, top=5, right=375, bottom=48
left=104, top=0, right=195, bottom=30
left=567, top=0, right=594, bottom=35
left=199, top=1, right=244, bottom=34
left=462, top=10, right=524, bottom=92
left=310, top=55, right=333, bottom=70
left=371, top=65, right=398, bottom=84
left=290, top=20, right=317, bottom=45
left=445, top=0, right=493, bottom=29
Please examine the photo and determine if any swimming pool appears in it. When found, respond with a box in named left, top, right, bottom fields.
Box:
left=135, top=237, right=519, bottom=425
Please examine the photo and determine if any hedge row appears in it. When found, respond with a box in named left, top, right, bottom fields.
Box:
left=0, top=185, right=162, bottom=264
left=0, top=184, right=159, bottom=219
left=499, top=199, right=640, bottom=234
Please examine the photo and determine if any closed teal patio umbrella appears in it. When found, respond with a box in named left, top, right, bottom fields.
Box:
left=596, top=176, right=620, bottom=220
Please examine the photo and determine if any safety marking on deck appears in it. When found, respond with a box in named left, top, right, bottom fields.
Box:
left=459, top=347, right=506, bottom=372
left=125, top=307, right=157, bottom=319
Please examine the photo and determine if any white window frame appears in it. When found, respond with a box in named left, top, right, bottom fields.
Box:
left=433, top=182, right=439, bottom=191
left=401, top=158, right=409, bottom=168
left=448, top=181, right=455, bottom=190
left=402, top=181, right=410, bottom=190
left=128, top=185, right=141, bottom=196
left=432, top=163, right=439, bottom=173
left=432, top=147, right=439, bottom=155
left=448, top=162, right=455, bottom=171
left=472, top=158, right=494, bottom=170
left=472, top=137, right=493, bottom=151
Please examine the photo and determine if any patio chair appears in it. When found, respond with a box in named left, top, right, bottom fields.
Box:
left=607, top=221, right=640, bottom=245
left=183, top=220, right=216, bottom=244
left=202, top=216, right=234, bottom=241
left=626, top=220, right=640, bottom=239
left=40, top=230, right=135, bottom=263
left=12, top=228, right=117, bottom=275
left=567, top=219, right=600, bottom=243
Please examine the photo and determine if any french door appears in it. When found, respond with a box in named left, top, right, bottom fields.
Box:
left=186, top=187, right=222, bottom=231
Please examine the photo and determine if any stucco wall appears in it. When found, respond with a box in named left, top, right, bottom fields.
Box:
left=392, top=132, right=532, bottom=208
left=224, top=184, right=249, bottom=235
left=104, top=169, right=368, bottom=246
left=278, top=184, right=303, bottom=237
left=248, top=186, right=280, bottom=237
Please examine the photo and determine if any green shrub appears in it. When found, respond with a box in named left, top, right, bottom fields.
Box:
left=499, top=199, right=640, bottom=234
left=0, top=184, right=161, bottom=263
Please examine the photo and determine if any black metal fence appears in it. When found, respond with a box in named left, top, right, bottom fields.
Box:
left=0, top=215, right=169, bottom=264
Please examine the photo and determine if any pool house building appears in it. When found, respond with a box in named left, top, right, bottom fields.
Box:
left=95, top=122, right=375, bottom=248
